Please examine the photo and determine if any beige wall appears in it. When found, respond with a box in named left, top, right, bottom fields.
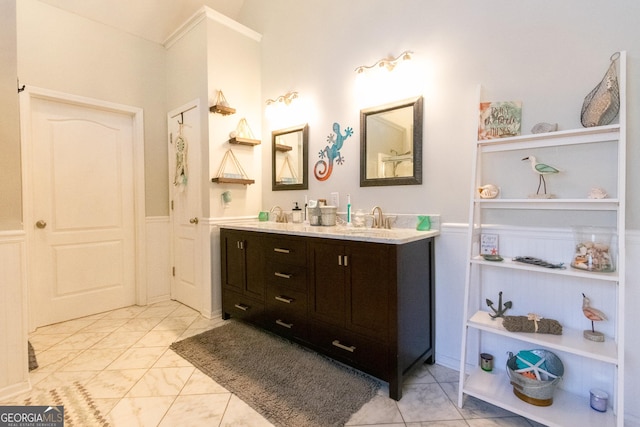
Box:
left=16, top=0, right=169, bottom=218
left=206, top=15, right=262, bottom=219
left=240, top=0, right=640, bottom=229
left=0, top=0, right=21, bottom=230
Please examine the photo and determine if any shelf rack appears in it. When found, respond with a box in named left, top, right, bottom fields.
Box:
left=457, top=51, right=626, bottom=427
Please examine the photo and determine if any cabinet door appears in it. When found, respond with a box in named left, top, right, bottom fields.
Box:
left=220, top=230, right=265, bottom=300
left=345, top=243, right=389, bottom=339
left=221, top=230, right=246, bottom=293
left=308, top=240, right=345, bottom=327
left=243, top=234, right=266, bottom=299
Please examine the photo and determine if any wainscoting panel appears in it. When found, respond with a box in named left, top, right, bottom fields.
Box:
left=145, top=217, right=170, bottom=304
left=624, top=230, right=640, bottom=426
left=0, top=231, right=30, bottom=399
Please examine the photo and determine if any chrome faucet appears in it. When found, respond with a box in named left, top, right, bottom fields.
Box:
left=270, top=205, right=287, bottom=223
left=371, top=206, right=385, bottom=229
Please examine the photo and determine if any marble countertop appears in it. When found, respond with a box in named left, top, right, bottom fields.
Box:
left=218, top=221, right=439, bottom=244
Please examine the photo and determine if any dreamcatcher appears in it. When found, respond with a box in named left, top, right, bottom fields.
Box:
left=173, top=122, right=188, bottom=192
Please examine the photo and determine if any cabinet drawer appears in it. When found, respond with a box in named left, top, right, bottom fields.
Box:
left=267, top=286, right=307, bottom=317
left=264, top=312, right=308, bottom=340
left=222, top=289, right=264, bottom=324
left=266, top=261, right=307, bottom=291
left=264, top=237, right=307, bottom=266
left=308, top=323, right=388, bottom=380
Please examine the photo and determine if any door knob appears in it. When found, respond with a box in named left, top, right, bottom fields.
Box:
left=189, top=217, right=199, bottom=225
left=36, top=220, right=47, bottom=229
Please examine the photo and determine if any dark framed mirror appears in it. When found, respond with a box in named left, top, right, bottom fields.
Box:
left=272, top=123, right=309, bottom=191
left=360, top=96, right=423, bottom=187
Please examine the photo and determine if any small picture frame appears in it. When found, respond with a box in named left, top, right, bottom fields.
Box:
left=480, top=233, right=499, bottom=256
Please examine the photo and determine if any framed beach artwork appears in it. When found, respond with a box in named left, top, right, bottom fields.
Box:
left=478, top=101, right=522, bottom=140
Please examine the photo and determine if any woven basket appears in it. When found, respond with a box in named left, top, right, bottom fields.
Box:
left=507, top=349, right=564, bottom=406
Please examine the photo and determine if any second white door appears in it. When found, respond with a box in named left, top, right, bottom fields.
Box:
left=168, top=103, right=202, bottom=312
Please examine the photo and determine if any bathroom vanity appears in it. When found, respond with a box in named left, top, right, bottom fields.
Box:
left=220, top=222, right=437, bottom=400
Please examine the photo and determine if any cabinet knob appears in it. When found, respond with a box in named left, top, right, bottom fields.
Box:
left=189, top=217, right=199, bottom=224
left=35, top=220, right=47, bottom=229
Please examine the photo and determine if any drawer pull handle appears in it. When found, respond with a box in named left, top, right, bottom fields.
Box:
left=234, top=303, right=250, bottom=311
left=273, top=248, right=290, bottom=254
left=274, top=272, right=292, bottom=279
left=275, top=295, right=294, bottom=304
left=276, top=319, right=293, bottom=329
left=332, top=340, right=356, bottom=353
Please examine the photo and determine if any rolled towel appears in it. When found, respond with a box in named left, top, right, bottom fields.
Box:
left=503, top=315, right=562, bottom=335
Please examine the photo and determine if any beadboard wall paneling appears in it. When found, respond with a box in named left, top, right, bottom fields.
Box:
left=145, top=216, right=170, bottom=304
left=435, top=224, right=640, bottom=427
left=0, top=231, right=30, bottom=399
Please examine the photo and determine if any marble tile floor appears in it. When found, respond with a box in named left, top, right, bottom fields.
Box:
left=2, top=300, right=545, bottom=426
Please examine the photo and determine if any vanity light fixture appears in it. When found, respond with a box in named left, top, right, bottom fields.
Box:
left=355, top=50, right=413, bottom=74
left=266, top=91, right=299, bottom=106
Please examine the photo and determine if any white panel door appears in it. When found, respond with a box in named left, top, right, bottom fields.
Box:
left=168, top=104, right=202, bottom=312
left=30, top=97, right=136, bottom=326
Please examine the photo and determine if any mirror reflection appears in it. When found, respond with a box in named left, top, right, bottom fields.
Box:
left=360, top=96, right=423, bottom=187
left=272, top=123, right=309, bottom=191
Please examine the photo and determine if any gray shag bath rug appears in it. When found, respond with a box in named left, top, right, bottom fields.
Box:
left=170, top=321, right=380, bottom=427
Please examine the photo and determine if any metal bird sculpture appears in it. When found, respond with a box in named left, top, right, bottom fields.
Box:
left=522, top=156, right=559, bottom=195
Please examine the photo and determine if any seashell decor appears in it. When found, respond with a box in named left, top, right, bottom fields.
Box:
left=478, top=184, right=500, bottom=199
left=588, top=187, right=608, bottom=199
left=531, top=122, right=558, bottom=134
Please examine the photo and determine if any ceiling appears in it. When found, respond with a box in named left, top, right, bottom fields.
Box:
left=37, top=0, right=245, bottom=45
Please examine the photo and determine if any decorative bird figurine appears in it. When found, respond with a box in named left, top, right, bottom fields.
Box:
left=522, top=156, right=559, bottom=196
left=582, top=292, right=607, bottom=342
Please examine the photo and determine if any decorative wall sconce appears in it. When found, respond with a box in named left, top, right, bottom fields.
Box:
left=355, top=50, right=413, bottom=74
left=266, top=91, right=299, bottom=106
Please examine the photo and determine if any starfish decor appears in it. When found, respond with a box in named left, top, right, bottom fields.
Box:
left=514, top=352, right=559, bottom=381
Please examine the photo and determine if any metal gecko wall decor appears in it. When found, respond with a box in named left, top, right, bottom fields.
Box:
left=314, top=122, right=353, bottom=181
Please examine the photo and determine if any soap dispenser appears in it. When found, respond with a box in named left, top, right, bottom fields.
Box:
left=292, top=202, right=302, bottom=223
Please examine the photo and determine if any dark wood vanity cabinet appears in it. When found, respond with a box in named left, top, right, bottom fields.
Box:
left=219, top=227, right=435, bottom=401
left=307, top=237, right=434, bottom=400
left=263, top=235, right=309, bottom=340
left=220, top=230, right=266, bottom=324
left=308, top=239, right=390, bottom=339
